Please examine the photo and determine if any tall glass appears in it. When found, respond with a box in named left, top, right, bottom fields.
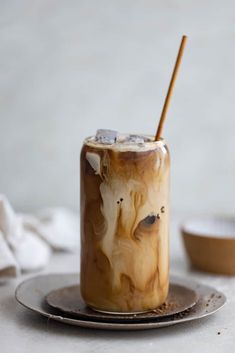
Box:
left=80, top=134, right=170, bottom=313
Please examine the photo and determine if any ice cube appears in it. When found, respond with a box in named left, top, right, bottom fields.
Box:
left=124, top=134, right=145, bottom=144
left=95, top=129, right=117, bottom=144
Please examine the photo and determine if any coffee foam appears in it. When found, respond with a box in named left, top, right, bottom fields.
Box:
left=84, top=134, right=166, bottom=152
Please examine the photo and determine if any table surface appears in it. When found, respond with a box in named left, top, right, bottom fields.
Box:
left=0, top=217, right=234, bottom=353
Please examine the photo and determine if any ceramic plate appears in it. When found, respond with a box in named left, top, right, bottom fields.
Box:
left=46, top=283, right=198, bottom=322
left=15, top=273, right=226, bottom=330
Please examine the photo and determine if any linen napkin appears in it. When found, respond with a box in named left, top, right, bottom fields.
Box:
left=0, top=194, right=79, bottom=282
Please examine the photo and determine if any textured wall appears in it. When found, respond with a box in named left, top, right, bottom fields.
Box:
left=0, top=0, right=235, bottom=214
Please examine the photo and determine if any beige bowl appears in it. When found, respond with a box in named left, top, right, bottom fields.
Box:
left=181, top=216, right=235, bottom=275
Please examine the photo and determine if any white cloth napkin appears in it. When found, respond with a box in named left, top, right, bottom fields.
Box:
left=0, top=195, right=79, bottom=282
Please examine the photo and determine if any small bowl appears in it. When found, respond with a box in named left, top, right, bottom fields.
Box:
left=181, top=216, right=235, bottom=275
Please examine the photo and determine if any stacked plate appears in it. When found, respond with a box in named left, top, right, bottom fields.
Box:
left=15, top=273, right=226, bottom=330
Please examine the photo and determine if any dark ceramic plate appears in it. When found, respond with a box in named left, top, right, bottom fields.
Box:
left=15, top=273, right=226, bottom=330
left=46, top=283, right=198, bottom=322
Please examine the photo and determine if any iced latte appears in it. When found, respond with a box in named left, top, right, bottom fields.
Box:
left=80, top=130, right=170, bottom=313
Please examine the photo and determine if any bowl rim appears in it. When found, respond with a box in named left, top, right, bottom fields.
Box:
left=180, top=215, right=235, bottom=242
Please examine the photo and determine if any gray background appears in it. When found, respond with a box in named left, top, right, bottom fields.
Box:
left=0, top=0, right=235, bottom=214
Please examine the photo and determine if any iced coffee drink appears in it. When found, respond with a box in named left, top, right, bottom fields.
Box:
left=80, top=130, right=170, bottom=313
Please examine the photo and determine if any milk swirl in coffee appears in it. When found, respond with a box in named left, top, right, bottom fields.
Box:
left=80, top=130, right=170, bottom=313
